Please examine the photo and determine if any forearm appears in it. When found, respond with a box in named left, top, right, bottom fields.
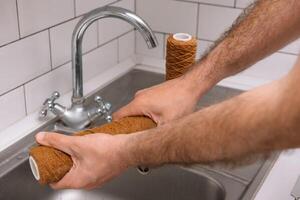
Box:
left=183, top=0, right=300, bottom=98
left=125, top=61, right=300, bottom=166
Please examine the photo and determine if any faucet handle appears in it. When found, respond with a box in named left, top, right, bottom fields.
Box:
left=94, top=96, right=112, bottom=122
left=39, top=91, right=60, bottom=119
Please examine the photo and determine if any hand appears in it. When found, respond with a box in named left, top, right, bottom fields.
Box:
left=35, top=132, right=130, bottom=190
left=113, top=77, right=201, bottom=125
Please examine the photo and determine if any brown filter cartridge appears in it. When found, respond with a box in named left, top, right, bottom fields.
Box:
left=29, top=116, right=156, bottom=184
left=166, top=33, right=197, bottom=80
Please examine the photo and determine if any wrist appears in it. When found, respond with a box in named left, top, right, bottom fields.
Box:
left=179, top=60, right=223, bottom=100
left=119, top=129, right=162, bottom=167
left=117, top=133, right=140, bottom=168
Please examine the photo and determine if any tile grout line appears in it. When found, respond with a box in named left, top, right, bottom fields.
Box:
left=195, top=3, right=200, bottom=38
left=48, top=29, right=53, bottom=70
left=163, top=33, right=167, bottom=59
left=117, top=37, right=120, bottom=63
left=176, top=0, right=240, bottom=9
left=96, top=21, right=100, bottom=47
left=22, top=85, right=28, bottom=115
left=134, top=0, right=137, bottom=55
left=73, top=0, right=77, bottom=17
left=15, top=0, right=21, bottom=39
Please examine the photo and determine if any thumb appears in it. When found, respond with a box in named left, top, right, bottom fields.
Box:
left=35, top=132, right=74, bottom=155
left=112, top=102, right=143, bottom=120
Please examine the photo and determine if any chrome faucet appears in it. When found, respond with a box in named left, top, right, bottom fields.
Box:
left=40, top=6, right=158, bottom=130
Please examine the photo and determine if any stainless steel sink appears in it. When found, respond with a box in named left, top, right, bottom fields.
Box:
left=0, top=69, right=277, bottom=200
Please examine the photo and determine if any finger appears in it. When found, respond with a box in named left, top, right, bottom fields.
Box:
left=112, top=102, right=143, bottom=120
left=35, top=132, right=74, bottom=155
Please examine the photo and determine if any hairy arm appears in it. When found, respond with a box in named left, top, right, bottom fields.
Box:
left=185, top=0, right=300, bottom=95
left=37, top=57, right=300, bottom=189
left=114, top=0, right=300, bottom=124
left=125, top=58, right=300, bottom=166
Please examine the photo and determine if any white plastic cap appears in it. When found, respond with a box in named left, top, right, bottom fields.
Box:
left=29, top=156, right=40, bottom=181
left=173, top=33, right=192, bottom=42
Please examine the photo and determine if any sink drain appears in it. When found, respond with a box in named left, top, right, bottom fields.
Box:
left=137, top=166, right=150, bottom=175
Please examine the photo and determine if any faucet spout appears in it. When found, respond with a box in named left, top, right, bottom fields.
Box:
left=71, top=6, right=158, bottom=104
left=40, top=6, right=158, bottom=130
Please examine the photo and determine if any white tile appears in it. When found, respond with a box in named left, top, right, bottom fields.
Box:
left=199, top=0, right=235, bottom=7
left=236, top=0, right=254, bottom=8
left=196, top=39, right=213, bottom=60
left=280, top=39, right=300, bottom=55
left=136, top=32, right=164, bottom=59
left=0, top=31, right=51, bottom=95
left=0, top=87, right=26, bottom=131
left=242, top=53, right=298, bottom=81
left=137, top=0, right=198, bottom=35
left=198, top=5, right=241, bottom=41
left=75, top=0, right=115, bottom=16
left=0, top=0, right=19, bottom=46
left=98, top=0, right=135, bottom=45
left=83, top=40, right=118, bottom=89
left=118, top=31, right=135, bottom=62
left=17, top=0, right=74, bottom=36
left=50, top=17, right=98, bottom=68
left=24, top=63, right=72, bottom=114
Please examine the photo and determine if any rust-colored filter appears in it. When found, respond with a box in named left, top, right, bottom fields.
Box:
left=29, top=116, right=156, bottom=184
left=166, top=33, right=197, bottom=80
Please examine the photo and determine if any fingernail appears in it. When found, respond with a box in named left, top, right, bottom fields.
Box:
left=35, top=132, right=45, bottom=142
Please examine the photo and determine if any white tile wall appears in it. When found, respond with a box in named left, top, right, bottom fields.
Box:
left=136, top=32, right=165, bottom=59
left=17, top=0, right=75, bottom=36
left=137, top=0, right=198, bottom=35
left=75, top=0, right=116, bottom=16
left=0, top=0, right=19, bottom=46
left=0, top=0, right=136, bottom=133
left=0, top=31, right=51, bottom=95
left=82, top=39, right=118, bottom=84
left=98, top=0, right=135, bottom=45
left=235, top=0, right=254, bottom=8
left=196, top=40, right=213, bottom=60
left=198, top=5, right=242, bottom=41
left=199, top=0, right=235, bottom=7
left=24, top=63, right=72, bottom=114
left=119, top=31, right=135, bottom=62
left=0, top=87, right=26, bottom=131
left=50, top=17, right=98, bottom=68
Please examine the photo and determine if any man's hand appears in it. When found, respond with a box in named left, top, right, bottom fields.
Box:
left=35, top=132, right=130, bottom=190
left=113, top=77, right=204, bottom=125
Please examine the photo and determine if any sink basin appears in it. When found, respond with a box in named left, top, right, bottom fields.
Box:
left=0, top=68, right=277, bottom=200
left=0, top=163, right=225, bottom=200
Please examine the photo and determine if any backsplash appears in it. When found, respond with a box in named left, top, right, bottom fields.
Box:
left=135, top=0, right=300, bottom=86
left=0, top=0, right=135, bottom=132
